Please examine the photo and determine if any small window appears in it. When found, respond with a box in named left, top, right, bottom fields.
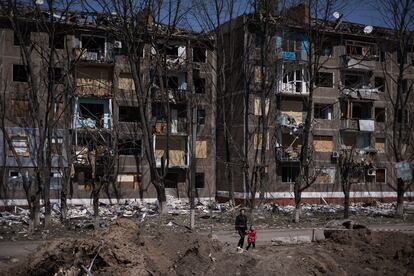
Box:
left=193, top=47, right=206, bottom=63
left=14, top=31, right=31, bottom=46
left=119, top=106, right=141, bottom=122
left=49, top=33, right=65, bottom=49
left=314, top=104, right=333, bottom=120
left=13, top=64, right=28, bottom=82
left=375, top=77, right=385, bottom=92
left=281, top=166, right=299, bottom=183
left=315, top=72, right=334, bottom=88
left=10, top=171, right=20, bottom=178
left=376, top=168, right=386, bottom=183
left=197, top=109, right=206, bottom=125
left=118, top=139, right=142, bottom=156
left=375, top=108, right=385, bottom=122
left=195, top=173, right=205, bottom=188
left=375, top=137, right=385, bottom=153
left=49, top=67, right=63, bottom=83
left=51, top=137, right=63, bottom=155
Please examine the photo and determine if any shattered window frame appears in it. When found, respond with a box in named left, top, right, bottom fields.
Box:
left=315, top=72, right=334, bottom=88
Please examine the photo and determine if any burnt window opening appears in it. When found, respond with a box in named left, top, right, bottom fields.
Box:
left=197, top=109, right=206, bottom=125
left=314, top=103, right=333, bottom=119
left=352, top=102, right=372, bottom=119
left=315, top=72, right=334, bottom=87
left=49, top=33, right=65, bottom=49
left=193, top=47, right=206, bottom=63
left=165, top=172, right=178, bottom=188
left=344, top=73, right=368, bottom=88
left=118, top=139, right=142, bottom=156
left=194, top=77, right=205, bottom=94
left=375, top=77, right=385, bottom=92
left=14, top=31, right=31, bottom=46
left=376, top=168, right=386, bottom=183
left=49, top=67, right=63, bottom=83
left=375, top=108, right=386, bottom=122
left=81, top=36, right=105, bottom=52
left=346, top=41, right=377, bottom=60
left=195, top=173, right=205, bottom=188
left=157, top=44, right=179, bottom=57
left=119, top=106, right=141, bottom=123
left=13, top=64, right=28, bottom=82
left=167, top=76, right=179, bottom=89
left=281, top=166, right=299, bottom=183
left=79, top=103, right=104, bottom=126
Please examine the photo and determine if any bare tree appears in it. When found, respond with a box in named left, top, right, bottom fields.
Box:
left=377, top=0, right=414, bottom=216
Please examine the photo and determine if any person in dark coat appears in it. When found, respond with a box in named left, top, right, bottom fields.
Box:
left=235, top=209, right=248, bottom=249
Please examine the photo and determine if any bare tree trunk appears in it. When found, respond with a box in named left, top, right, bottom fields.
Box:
left=344, top=192, right=350, bottom=219
left=156, top=183, right=167, bottom=214
left=396, top=179, right=405, bottom=217
left=294, top=190, right=301, bottom=223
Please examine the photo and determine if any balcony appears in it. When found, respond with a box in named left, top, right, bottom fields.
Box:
left=73, top=48, right=114, bottom=64
left=340, top=119, right=375, bottom=132
left=276, top=147, right=301, bottom=162
left=73, top=98, right=112, bottom=130
left=341, top=86, right=380, bottom=100
left=277, top=82, right=309, bottom=96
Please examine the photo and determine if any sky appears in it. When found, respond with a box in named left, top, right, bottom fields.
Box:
left=340, top=0, right=386, bottom=27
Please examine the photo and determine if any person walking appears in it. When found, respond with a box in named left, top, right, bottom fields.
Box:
left=235, top=209, right=248, bottom=251
left=246, top=225, right=256, bottom=250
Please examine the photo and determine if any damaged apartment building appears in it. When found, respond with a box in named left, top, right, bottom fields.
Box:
left=216, top=5, right=413, bottom=203
left=0, top=8, right=216, bottom=204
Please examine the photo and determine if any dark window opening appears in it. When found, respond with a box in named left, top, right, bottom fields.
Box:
left=193, top=47, right=206, bottom=63
left=81, top=36, right=105, bottom=52
left=79, top=103, right=104, bottom=126
left=344, top=74, right=366, bottom=88
left=375, top=77, right=385, bottom=92
left=282, top=166, right=299, bottom=183
left=375, top=108, right=385, bottom=122
left=49, top=33, right=65, bottom=49
left=194, top=77, right=205, bottom=93
left=197, top=109, right=206, bottom=125
left=195, top=173, right=205, bottom=188
left=352, top=103, right=372, bottom=119
left=315, top=72, right=333, bottom=87
left=118, top=139, right=142, bottom=156
left=10, top=171, right=20, bottom=177
left=376, top=168, right=386, bottom=183
left=152, top=103, right=166, bottom=121
left=165, top=172, right=178, bottom=188
left=14, top=31, right=31, bottom=46
left=314, top=104, right=332, bottom=119
left=157, top=44, right=179, bottom=57
left=49, top=67, right=63, bottom=83
left=119, top=106, right=140, bottom=122
left=13, top=64, right=28, bottom=82
left=321, top=42, right=333, bottom=57
left=167, top=76, right=179, bottom=89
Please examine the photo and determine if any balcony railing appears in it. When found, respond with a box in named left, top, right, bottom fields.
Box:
left=341, top=55, right=376, bottom=70
left=277, top=82, right=309, bottom=95
left=74, top=115, right=111, bottom=129
left=276, top=147, right=301, bottom=162
left=74, top=48, right=114, bottom=63
left=340, top=119, right=375, bottom=132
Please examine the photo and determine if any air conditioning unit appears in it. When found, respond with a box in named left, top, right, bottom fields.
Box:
left=114, top=41, right=122, bottom=49
left=367, top=169, right=376, bottom=176
left=332, top=151, right=339, bottom=158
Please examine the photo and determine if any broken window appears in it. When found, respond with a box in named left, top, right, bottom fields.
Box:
left=321, top=42, right=333, bottom=57
left=49, top=33, right=65, bottom=49
left=14, top=31, right=31, bottom=46
left=165, top=45, right=179, bottom=57
left=344, top=73, right=368, bottom=88
left=352, top=102, right=372, bottom=119
left=193, top=71, right=206, bottom=94
left=79, top=103, right=104, bottom=127
left=49, top=67, right=63, bottom=83
left=281, top=166, right=299, bottom=183
left=282, top=67, right=306, bottom=93
left=282, top=36, right=302, bottom=52
left=254, top=97, right=270, bottom=116
left=9, top=136, right=29, bottom=157
left=119, top=106, right=141, bottom=123
left=375, top=137, right=385, bottom=153
left=376, top=168, right=386, bottom=183
left=197, top=109, right=206, bottom=125
left=193, top=47, right=206, bottom=63
left=341, top=133, right=371, bottom=149
left=314, top=104, right=332, bottom=120
left=375, top=108, right=385, bottom=122
left=315, top=72, right=333, bottom=88
left=196, top=173, right=205, bottom=188
left=345, top=40, right=377, bottom=60
left=167, top=76, right=179, bottom=89
left=196, top=140, right=207, bottom=158
left=313, top=136, right=333, bottom=152
left=118, top=139, right=142, bottom=156
left=375, top=77, right=385, bottom=92
left=13, top=99, right=29, bottom=118
left=13, top=64, right=28, bottom=82
left=51, top=137, right=63, bottom=155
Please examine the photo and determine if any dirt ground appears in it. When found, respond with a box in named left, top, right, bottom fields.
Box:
left=1, top=218, right=413, bottom=276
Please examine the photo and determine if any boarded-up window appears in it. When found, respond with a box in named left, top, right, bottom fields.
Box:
left=196, top=140, right=207, bottom=158
left=254, top=66, right=262, bottom=83
left=9, top=136, right=29, bottom=157
left=13, top=100, right=29, bottom=118
left=254, top=132, right=269, bottom=150
left=313, top=136, right=333, bottom=152
left=155, top=136, right=187, bottom=166
left=376, top=168, right=386, bottom=183
left=375, top=137, right=385, bottom=153
left=77, top=68, right=112, bottom=96
left=118, top=73, right=135, bottom=91
left=254, top=97, right=270, bottom=116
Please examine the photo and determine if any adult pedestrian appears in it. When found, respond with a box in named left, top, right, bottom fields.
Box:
left=235, top=208, right=248, bottom=250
